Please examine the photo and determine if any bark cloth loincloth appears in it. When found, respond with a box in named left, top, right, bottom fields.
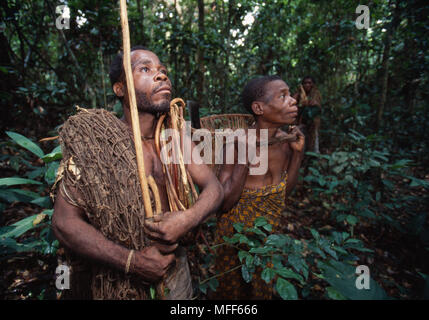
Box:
left=52, top=108, right=192, bottom=300
left=213, top=171, right=287, bottom=299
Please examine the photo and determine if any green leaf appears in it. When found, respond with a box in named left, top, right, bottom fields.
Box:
left=272, top=254, right=284, bottom=269
left=261, top=267, right=276, bottom=283
left=254, top=216, right=268, bottom=227
left=359, top=209, right=376, bottom=219
left=288, top=254, right=306, bottom=273
left=241, top=264, right=252, bottom=283
left=150, top=286, right=156, bottom=299
left=245, top=254, right=254, bottom=267
left=310, top=228, right=320, bottom=240
left=275, top=267, right=304, bottom=284
left=346, top=215, right=358, bottom=226
left=44, top=161, right=59, bottom=185
left=276, top=278, right=298, bottom=300
left=323, top=245, right=339, bottom=260
left=249, top=247, right=274, bottom=254
left=27, top=167, right=45, bottom=179
left=233, top=222, right=244, bottom=233
left=208, top=278, right=219, bottom=292
left=262, top=223, right=273, bottom=232
left=199, top=282, right=208, bottom=294
left=318, top=260, right=389, bottom=300
left=238, top=250, right=249, bottom=263
left=6, top=131, right=44, bottom=158
left=31, top=196, right=52, bottom=208
left=409, top=178, right=429, bottom=189
left=266, top=234, right=287, bottom=247
left=41, top=146, right=62, bottom=163
left=0, top=213, right=45, bottom=239
left=326, top=286, right=347, bottom=300
left=246, top=227, right=267, bottom=238
left=0, top=188, right=40, bottom=203
left=0, top=177, right=42, bottom=187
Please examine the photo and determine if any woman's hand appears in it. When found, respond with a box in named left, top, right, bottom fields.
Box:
left=289, top=126, right=305, bottom=153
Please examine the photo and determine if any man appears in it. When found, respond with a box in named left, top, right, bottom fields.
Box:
left=292, top=76, right=322, bottom=153
left=52, top=46, right=223, bottom=299
left=212, top=75, right=304, bottom=299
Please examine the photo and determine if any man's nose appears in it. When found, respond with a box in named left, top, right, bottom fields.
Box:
left=154, top=71, right=168, bottom=82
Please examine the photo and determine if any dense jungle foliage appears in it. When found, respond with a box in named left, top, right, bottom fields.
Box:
left=0, top=0, right=428, bottom=300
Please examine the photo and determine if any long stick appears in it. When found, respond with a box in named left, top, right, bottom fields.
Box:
left=119, top=0, right=153, bottom=219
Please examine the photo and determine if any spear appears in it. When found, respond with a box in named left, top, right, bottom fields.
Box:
left=119, top=0, right=153, bottom=219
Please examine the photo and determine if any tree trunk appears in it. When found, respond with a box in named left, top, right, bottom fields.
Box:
left=196, top=0, right=205, bottom=106
left=376, top=1, right=401, bottom=129
left=221, top=0, right=234, bottom=112
left=136, top=0, right=145, bottom=45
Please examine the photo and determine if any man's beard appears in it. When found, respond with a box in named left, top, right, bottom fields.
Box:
left=135, top=89, right=170, bottom=116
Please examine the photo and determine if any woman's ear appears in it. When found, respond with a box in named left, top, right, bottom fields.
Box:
left=113, top=82, right=125, bottom=98
left=251, top=101, right=264, bottom=116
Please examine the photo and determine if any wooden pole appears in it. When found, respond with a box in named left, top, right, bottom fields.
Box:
left=119, top=0, right=153, bottom=219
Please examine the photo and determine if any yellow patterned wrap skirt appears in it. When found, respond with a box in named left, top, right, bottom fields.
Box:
left=212, top=172, right=287, bottom=300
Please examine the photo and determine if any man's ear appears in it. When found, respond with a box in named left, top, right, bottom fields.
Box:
left=113, top=82, right=125, bottom=98
left=251, top=101, right=264, bottom=116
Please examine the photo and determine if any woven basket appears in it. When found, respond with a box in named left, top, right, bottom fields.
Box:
left=191, top=114, right=254, bottom=175
left=199, top=113, right=255, bottom=132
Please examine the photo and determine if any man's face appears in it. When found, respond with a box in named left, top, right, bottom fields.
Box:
left=302, top=78, right=313, bottom=93
left=126, top=50, right=172, bottom=115
left=260, top=80, right=298, bottom=125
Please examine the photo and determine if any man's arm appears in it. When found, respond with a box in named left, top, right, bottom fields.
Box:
left=285, top=127, right=305, bottom=198
left=52, top=189, right=175, bottom=282
left=144, top=141, right=223, bottom=244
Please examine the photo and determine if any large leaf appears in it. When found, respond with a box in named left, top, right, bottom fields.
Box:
left=41, top=145, right=62, bottom=163
left=0, top=177, right=42, bottom=187
left=275, top=267, right=304, bottom=284
left=0, top=213, right=47, bottom=239
left=6, top=131, right=44, bottom=158
left=44, top=161, right=59, bottom=185
left=31, top=196, right=52, bottom=208
left=276, top=278, right=298, bottom=300
left=261, top=267, right=276, bottom=283
left=0, top=188, right=40, bottom=203
left=318, top=260, right=390, bottom=300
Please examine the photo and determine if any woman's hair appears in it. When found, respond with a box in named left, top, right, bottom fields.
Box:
left=242, top=75, right=282, bottom=115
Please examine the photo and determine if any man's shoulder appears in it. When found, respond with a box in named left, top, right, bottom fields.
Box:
left=59, top=107, right=125, bottom=147
left=64, top=107, right=117, bottom=124
left=61, top=108, right=119, bottom=133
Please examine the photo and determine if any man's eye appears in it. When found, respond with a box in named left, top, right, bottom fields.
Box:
left=140, top=67, right=149, bottom=72
left=161, top=70, right=167, bottom=75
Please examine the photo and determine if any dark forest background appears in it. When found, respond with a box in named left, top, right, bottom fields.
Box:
left=0, top=0, right=428, bottom=300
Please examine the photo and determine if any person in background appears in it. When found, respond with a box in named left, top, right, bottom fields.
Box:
left=292, top=76, right=322, bottom=153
